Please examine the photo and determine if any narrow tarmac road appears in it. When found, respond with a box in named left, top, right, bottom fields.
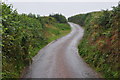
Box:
left=24, top=22, right=101, bottom=78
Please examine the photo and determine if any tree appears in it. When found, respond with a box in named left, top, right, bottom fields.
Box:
left=49, top=14, right=67, bottom=23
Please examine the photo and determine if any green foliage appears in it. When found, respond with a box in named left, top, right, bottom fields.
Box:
left=28, top=13, right=36, bottom=18
left=49, top=14, right=67, bottom=23
left=2, top=3, right=70, bottom=78
left=68, top=2, right=120, bottom=78
left=97, top=10, right=111, bottom=28
left=68, top=13, right=89, bottom=26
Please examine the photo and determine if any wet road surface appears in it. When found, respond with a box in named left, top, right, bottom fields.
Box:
left=24, top=22, right=101, bottom=78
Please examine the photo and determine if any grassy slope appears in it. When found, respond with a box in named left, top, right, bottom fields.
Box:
left=68, top=7, right=119, bottom=78
left=30, top=22, right=70, bottom=57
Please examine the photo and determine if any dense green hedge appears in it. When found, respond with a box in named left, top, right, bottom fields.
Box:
left=1, top=3, right=70, bottom=78
left=68, top=3, right=120, bottom=78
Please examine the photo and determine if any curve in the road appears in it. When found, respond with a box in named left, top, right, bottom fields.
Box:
left=24, top=22, right=101, bottom=78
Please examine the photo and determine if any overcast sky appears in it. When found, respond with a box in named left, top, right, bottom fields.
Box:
left=2, top=0, right=120, bottom=2
left=3, top=0, right=119, bottom=18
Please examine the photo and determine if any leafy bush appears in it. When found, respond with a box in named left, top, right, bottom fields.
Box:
left=2, top=3, right=70, bottom=78
left=68, top=2, right=120, bottom=78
